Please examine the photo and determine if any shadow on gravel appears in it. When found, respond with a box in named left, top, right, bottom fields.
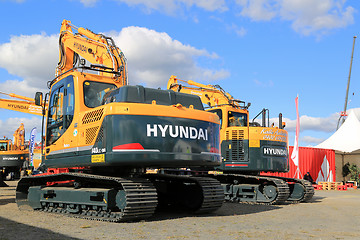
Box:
left=0, top=197, right=15, bottom=206
left=308, top=195, right=325, bottom=203
left=0, top=180, right=8, bottom=187
left=217, top=202, right=281, bottom=216
left=147, top=202, right=281, bottom=221
left=0, top=216, right=81, bottom=240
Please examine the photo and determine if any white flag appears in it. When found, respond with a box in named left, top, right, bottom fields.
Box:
left=291, top=96, right=299, bottom=167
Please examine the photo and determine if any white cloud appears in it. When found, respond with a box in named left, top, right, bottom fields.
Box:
left=110, top=27, right=229, bottom=87
left=0, top=27, right=228, bottom=96
left=267, top=113, right=338, bottom=146
left=226, top=23, right=247, bottom=37
left=236, top=0, right=278, bottom=21
left=279, top=0, right=355, bottom=36
left=0, top=117, right=41, bottom=141
left=0, top=79, right=42, bottom=97
left=301, top=135, right=325, bottom=145
left=113, top=0, right=227, bottom=13
left=280, top=112, right=339, bottom=133
left=76, top=0, right=228, bottom=13
left=79, top=0, right=98, bottom=7
left=77, top=0, right=355, bottom=36
left=235, top=0, right=355, bottom=36
left=0, top=33, right=58, bottom=97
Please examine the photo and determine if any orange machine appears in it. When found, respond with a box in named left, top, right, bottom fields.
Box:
left=167, top=76, right=314, bottom=204
left=15, top=20, right=224, bottom=222
left=0, top=123, right=28, bottom=182
left=0, top=91, right=46, bottom=173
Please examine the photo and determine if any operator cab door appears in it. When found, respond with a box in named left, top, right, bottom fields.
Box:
left=226, top=110, right=249, bottom=162
left=45, top=75, right=75, bottom=153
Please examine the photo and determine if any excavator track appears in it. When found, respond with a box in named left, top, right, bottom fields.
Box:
left=301, top=179, right=315, bottom=202
left=211, top=173, right=290, bottom=205
left=16, top=173, right=158, bottom=222
left=272, top=177, right=315, bottom=203
left=146, top=174, right=224, bottom=214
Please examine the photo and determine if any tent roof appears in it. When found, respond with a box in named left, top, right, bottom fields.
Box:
left=316, top=110, right=360, bottom=153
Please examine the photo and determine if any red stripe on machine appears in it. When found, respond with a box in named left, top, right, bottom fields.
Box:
left=113, top=143, right=144, bottom=150
left=225, top=164, right=248, bottom=167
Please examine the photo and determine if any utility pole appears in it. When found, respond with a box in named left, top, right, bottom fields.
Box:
left=337, top=36, right=356, bottom=130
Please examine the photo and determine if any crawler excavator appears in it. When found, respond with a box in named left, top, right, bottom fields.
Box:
left=0, top=92, right=43, bottom=184
left=0, top=123, right=28, bottom=185
left=167, top=76, right=314, bottom=204
left=14, top=20, right=224, bottom=222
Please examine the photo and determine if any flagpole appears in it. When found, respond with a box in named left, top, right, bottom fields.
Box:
left=291, top=95, right=301, bottom=179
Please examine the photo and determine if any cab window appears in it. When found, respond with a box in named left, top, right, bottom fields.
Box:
left=84, top=81, right=117, bottom=108
left=228, top=111, right=247, bottom=127
left=0, top=142, right=7, bottom=151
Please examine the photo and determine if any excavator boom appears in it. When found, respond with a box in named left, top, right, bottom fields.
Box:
left=57, top=20, right=127, bottom=85
left=0, top=92, right=42, bottom=116
left=168, top=75, right=247, bottom=109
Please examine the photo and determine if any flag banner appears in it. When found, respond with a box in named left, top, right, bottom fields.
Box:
left=291, top=96, right=299, bottom=167
left=29, top=127, right=37, bottom=166
left=291, top=96, right=301, bottom=178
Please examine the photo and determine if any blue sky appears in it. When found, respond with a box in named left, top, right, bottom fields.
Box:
left=0, top=0, right=359, bottom=147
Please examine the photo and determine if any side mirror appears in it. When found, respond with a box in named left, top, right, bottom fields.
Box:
left=35, top=92, right=43, bottom=106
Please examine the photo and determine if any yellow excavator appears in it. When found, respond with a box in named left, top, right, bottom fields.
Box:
left=0, top=91, right=44, bottom=184
left=167, top=76, right=314, bottom=204
left=0, top=123, right=28, bottom=185
left=14, top=20, right=224, bottom=222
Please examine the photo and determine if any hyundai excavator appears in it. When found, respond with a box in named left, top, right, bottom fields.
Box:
left=0, top=123, right=28, bottom=186
left=14, top=20, right=224, bottom=222
left=0, top=92, right=43, bottom=184
left=167, top=76, right=314, bottom=204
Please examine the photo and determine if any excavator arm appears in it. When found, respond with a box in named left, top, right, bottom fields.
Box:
left=0, top=92, right=43, bottom=116
left=57, top=20, right=127, bottom=85
left=13, top=123, right=25, bottom=150
left=167, top=75, right=249, bottom=109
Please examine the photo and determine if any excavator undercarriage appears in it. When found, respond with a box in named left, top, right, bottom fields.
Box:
left=16, top=172, right=224, bottom=222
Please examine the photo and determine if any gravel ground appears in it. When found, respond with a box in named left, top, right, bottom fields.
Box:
left=1, top=180, right=359, bottom=240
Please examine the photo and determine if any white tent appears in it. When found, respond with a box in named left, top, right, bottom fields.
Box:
left=316, top=109, right=360, bottom=182
left=316, top=110, right=360, bottom=153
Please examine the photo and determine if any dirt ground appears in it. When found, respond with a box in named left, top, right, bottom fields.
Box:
left=1, top=181, right=359, bottom=240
